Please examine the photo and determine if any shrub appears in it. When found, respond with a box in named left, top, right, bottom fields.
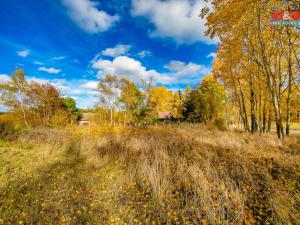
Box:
left=0, top=121, right=19, bottom=141
left=213, top=118, right=226, bottom=130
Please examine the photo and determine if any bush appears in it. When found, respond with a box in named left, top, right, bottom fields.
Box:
left=0, top=121, right=19, bottom=141
left=213, top=118, right=226, bottom=130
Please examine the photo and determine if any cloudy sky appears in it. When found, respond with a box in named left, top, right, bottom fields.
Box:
left=0, top=0, right=217, bottom=109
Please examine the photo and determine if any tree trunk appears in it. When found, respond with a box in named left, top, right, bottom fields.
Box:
left=258, top=78, right=263, bottom=133
left=224, top=90, right=229, bottom=127
left=267, top=109, right=272, bottom=133
left=20, top=102, right=29, bottom=129
left=110, top=108, right=113, bottom=125
left=250, top=75, right=257, bottom=133
left=239, top=85, right=249, bottom=131
left=286, top=28, right=292, bottom=136
left=124, top=111, right=127, bottom=127
left=233, top=80, right=249, bottom=131
left=262, top=99, right=267, bottom=133
left=272, top=93, right=284, bottom=139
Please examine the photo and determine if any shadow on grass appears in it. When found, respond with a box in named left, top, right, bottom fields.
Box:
left=1, top=129, right=299, bottom=224
left=0, top=141, right=108, bottom=224
left=95, top=129, right=300, bottom=224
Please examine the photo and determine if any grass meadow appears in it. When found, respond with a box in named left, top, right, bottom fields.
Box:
left=0, top=125, right=299, bottom=225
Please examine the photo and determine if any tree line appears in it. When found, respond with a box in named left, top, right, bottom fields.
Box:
left=95, top=74, right=225, bottom=127
left=0, top=70, right=226, bottom=129
left=0, top=69, right=80, bottom=128
left=202, top=0, right=300, bottom=139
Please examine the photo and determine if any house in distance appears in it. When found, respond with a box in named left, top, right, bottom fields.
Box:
left=78, top=113, right=94, bottom=126
left=158, top=112, right=175, bottom=121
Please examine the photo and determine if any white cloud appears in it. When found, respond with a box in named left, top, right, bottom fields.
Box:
left=131, top=0, right=216, bottom=44
left=28, top=77, right=50, bottom=84
left=92, top=56, right=209, bottom=85
left=81, top=81, right=98, bottom=89
left=62, top=0, right=119, bottom=33
left=165, top=60, right=208, bottom=77
left=52, top=56, right=66, bottom=60
left=0, top=74, right=10, bottom=83
left=29, top=77, right=66, bottom=89
left=101, top=44, right=131, bottom=57
left=17, top=50, right=30, bottom=58
left=137, top=50, right=151, bottom=58
left=207, top=52, right=217, bottom=58
left=0, top=104, right=8, bottom=112
left=92, top=56, right=171, bottom=84
left=33, top=61, right=44, bottom=65
left=38, top=67, right=61, bottom=74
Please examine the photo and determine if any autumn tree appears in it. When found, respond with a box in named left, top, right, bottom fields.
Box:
left=118, top=78, right=145, bottom=125
left=175, top=90, right=184, bottom=119
left=203, top=0, right=300, bottom=138
left=172, top=91, right=181, bottom=118
left=182, top=90, right=197, bottom=122
left=0, top=70, right=78, bottom=127
left=0, top=70, right=30, bottom=128
left=148, top=86, right=173, bottom=117
left=182, top=86, right=194, bottom=121
left=198, top=75, right=225, bottom=122
left=141, top=78, right=154, bottom=106
left=183, top=75, right=225, bottom=123
left=26, top=82, right=64, bottom=126
left=98, top=75, right=120, bottom=125
left=64, top=97, right=81, bottom=123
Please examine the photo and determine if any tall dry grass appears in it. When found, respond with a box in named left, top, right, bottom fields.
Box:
left=1, top=125, right=300, bottom=224
left=77, top=125, right=300, bottom=224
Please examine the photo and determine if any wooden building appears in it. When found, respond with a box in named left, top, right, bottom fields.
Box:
left=158, top=112, right=175, bottom=121
left=78, top=113, right=94, bottom=126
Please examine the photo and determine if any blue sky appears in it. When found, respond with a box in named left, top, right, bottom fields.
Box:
left=0, top=0, right=217, bottom=109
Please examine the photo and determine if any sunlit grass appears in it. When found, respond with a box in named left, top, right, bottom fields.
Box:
left=290, top=122, right=300, bottom=130
left=271, top=122, right=300, bottom=131
left=0, top=126, right=299, bottom=224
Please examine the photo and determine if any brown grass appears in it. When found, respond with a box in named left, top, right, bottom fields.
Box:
left=0, top=125, right=299, bottom=224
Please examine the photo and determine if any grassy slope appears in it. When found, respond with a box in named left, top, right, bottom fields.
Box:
left=0, top=126, right=299, bottom=225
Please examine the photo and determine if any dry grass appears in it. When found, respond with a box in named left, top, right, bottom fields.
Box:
left=0, top=125, right=299, bottom=224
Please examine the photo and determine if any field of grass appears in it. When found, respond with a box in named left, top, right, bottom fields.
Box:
left=290, top=123, right=300, bottom=130
left=0, top=125, right=299, bottom=224
left=270, top=122, right=300, bottom=131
